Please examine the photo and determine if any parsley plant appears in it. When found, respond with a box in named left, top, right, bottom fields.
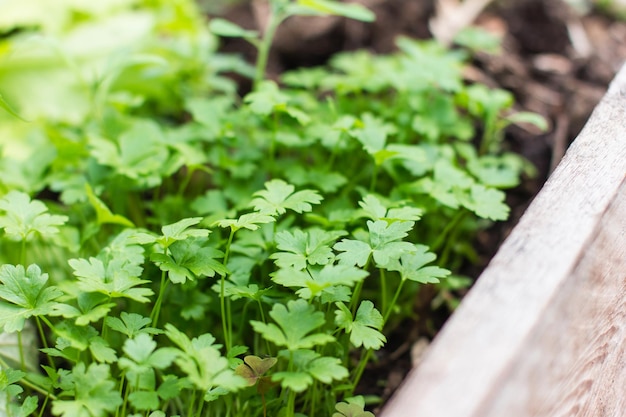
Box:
left=0, top=0, right=545, bottom=416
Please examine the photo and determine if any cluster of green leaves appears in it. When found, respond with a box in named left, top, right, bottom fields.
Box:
left=0, top=0, right=545, bottom=416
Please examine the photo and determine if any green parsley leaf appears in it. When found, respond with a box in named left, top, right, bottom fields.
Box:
left=156, top=375, right=184, bottom=400
left=505, top=111, right=549, bottom=131
left=209, top=18, right=259, bottom=39
left=68, top=256, right=153, bottom=303
left=89, top=337, right=118, bottom=364
left=273, top=349, right=348, bottom=391
left=306, top=355, right=349, bottom=384
left=150, top=238, right=228, bottom=284
left=244, top=81, right=311, bottom=124
left=350, top=113, right=395, bottom=155
left=244, top=81, right=289, bottom=116
left=463, top=184, right=509, bottom=221
left=85, top=183, right=134, bottom=227
left=332, top=239, right=371, bottom=268
left=467, top=155, right=523, bottom=189
left=250, top=179, right=322, bottom=216
left=271, top=228, right=345, bottom=270
left=214, top=212, right=276, bottom=232
left=8, top=396, right=38, bottom=417
left=132, top=217, right=209, bottom=249
left=335, top=301, right=386, bottom=350
left=48, top=321, right=97, bottom=352
left=43, top=321, right=117, bottom=363
left=387, top=245, right=451, bottom=284
left=55, top=292, right=117, bottom=326
left=52, top=363, right=122, bottom=417
left=272, top=371, right=312, bottom=393
left=333, top=400, right=375, bottom=417
left=89, top=120, right=171, bottom=188
left=251, top=299, right=334, bottom=350
left=164, top=324, right=246, bottom=393
left=0, top=368, right=26, bottom=397
left=286, top=165, right=348, bottom=193
left=460, top=84, right=513, bottom=118
left=105, top=312, right=161, bottom=338
left=121, top=334, right=177, bottom=370
left=272, top=264, right=368, bottom=300
left=1, top=395, right=38, bottom=417
left=358, top=195, right=422, bottom=222
left=0, top=264, right=62, bottom=332
left=101, top=229, right=146, bottom=272
left=334, top=220, right=415, bottom=268
left=118, top=334, right=178, bottom=392
left=128, top=391, right=159, bottom=411
left=0, top=191, right=68, bottom=241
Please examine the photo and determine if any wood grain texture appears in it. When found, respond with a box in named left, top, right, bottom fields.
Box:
left=381, top=63, right=626, bottom=417
left=478, top=180, right=626, bottom=417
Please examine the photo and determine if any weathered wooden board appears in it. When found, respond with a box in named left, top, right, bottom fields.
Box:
left=381, top=63, right=626, bottom=417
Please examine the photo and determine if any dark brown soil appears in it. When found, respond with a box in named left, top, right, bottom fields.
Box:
left=210, top=0, right=626, bottom=412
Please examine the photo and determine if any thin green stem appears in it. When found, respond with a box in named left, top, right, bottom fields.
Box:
left=430, top=211, right=467, bottom=253
left=172, top=395, right=185, bottom=416
left=369, top=163, right=379, bottom=192
left=115, top=374, right=126, bottom=417
left=349, top=349, right=373, bottom=396
left=350, top=281, right=364, bottom=315
left=220, top=275, right=230, bottom=352
left=20, top=239, right=26, bottom=266
left=383, top=279, right=406, bottom=326
left=101, top=302, right=110, bottom=341
left=151, top=269, right=169, bottom=327
left=35, top=316, right=55, bottom=370
left=253, top=10, right=284, bottom=89
left=286, top=389, right=296, bottom=417
left=227, top=293, right=233, bottom=349
left=309, top=381, right=318, bottom=417
left=324, top=102, right=342, bottom=172
left=221, top=229, right=236, bottom=352
left=256, top=300, right=267, bottom=325
left=195, top=395, right=205, bottom=417
left=187, top=390, right=197, bottom=417
left=178, top=166, right=195, bottom=197
left=37, top=394, right=50, bottom=417
left=38, top=315, right=56, bottom=333
left=350, top=259, right=370, bottom=314
left=380, top=268, right=387, bottom=315
left=256, top=300, right=272, bottom=354
left=16, top=331, right=25, bottom=371
left=223, top=229, right=235, bottom=270
left=120, top=379, right=131, bottom=417
left=438, top=215, right=466, bottom=268
left=269, top=112, right=278, bottom=175
left=479, top=111, right=498, bottom=155
left=22, top=376, right=57, bottom=400
left=280, top=350, right=297, bottom=417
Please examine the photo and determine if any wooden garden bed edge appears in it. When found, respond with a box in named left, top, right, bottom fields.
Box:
left=381, top=63, right=626, bottom=417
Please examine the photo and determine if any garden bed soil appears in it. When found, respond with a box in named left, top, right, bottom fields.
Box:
left=212, top=0, right=626, bottom=411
